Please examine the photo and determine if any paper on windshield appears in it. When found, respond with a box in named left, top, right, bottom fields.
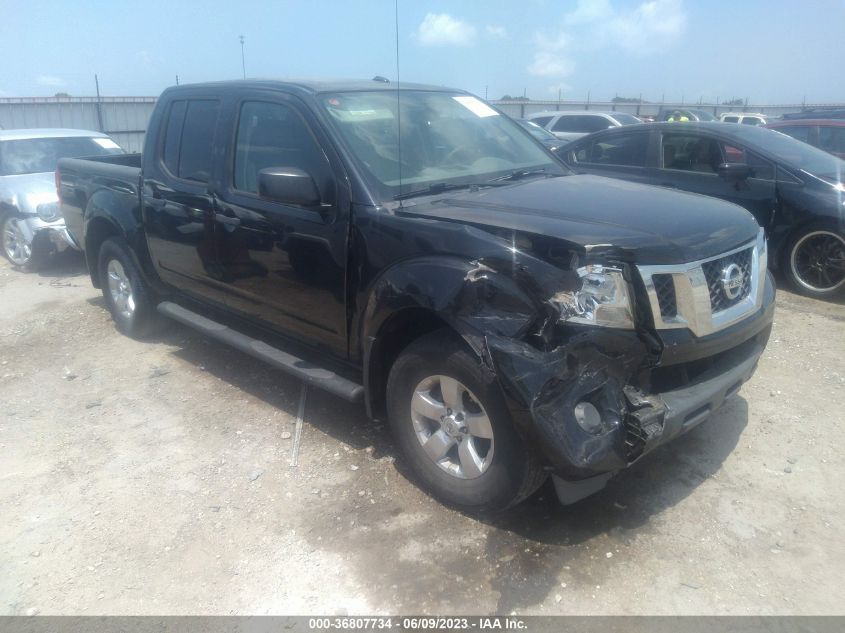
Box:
left=93, top=137, right=121, bottom=149
left=452, top=96, right=499, bottom=118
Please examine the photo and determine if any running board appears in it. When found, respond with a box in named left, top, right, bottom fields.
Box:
left=157, top=301, right=364, bottom=403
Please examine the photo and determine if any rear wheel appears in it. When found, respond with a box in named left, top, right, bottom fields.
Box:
left=98, top=238, right=158, bottom=338
left=386, top=330, right=546, bottom=511
left=784, top=225, right=845, bottom=299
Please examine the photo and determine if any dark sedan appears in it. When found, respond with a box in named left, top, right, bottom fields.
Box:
left=556, top=122, right=845, bottom=298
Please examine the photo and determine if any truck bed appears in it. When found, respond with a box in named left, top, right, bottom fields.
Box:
left=58, top=154, right=143, bottom=249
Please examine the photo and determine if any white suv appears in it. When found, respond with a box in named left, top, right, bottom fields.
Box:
left=719, top=112, right=767, bottom=126
left=526, top=110, right=641, bottom=142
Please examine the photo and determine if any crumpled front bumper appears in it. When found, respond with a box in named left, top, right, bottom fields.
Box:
left=488, top=271, right=776, bottom=504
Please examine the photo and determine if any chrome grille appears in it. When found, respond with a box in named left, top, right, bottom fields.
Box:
left=652, top=274, right=677, bottom=318
left=701, top=248, right=753, bottom=312
left=637, top=230, right=766, bottom=338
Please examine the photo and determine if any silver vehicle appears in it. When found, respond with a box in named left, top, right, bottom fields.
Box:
left=0, top=129, right=123, bottom=268
left=526, top=110, right=641, bottom=142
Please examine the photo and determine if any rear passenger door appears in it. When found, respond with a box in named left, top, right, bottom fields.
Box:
left=143, top=97, right=228, bottom=306
left=213, top=93, right=350, bottom=358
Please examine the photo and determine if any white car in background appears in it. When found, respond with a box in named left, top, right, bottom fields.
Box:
left=719, top=112, right=768, bottom=126
left=0, top=129, right=123, bottom=269
left=526, top=110, right=641, bottom=142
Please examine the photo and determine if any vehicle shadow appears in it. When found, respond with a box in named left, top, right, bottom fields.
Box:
left=36, top=249, right=87, bottom=279
left=135, top=317, right=748, bottom=613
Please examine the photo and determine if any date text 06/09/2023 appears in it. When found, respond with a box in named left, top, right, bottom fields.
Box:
left=307, top=617, right=529, bottom=630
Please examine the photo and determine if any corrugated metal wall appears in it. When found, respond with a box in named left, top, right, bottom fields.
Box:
left=0, top=97, right=157, bottom=153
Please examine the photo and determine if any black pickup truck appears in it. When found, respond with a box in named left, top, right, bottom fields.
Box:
left=58, top=80, right=775, bottom=511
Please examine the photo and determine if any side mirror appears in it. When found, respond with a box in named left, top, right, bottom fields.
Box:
left=258, top=167, right=320, bottom=206
left=717, top=162, right=753, bottom=181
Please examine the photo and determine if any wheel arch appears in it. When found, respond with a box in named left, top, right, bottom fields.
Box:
left=358, top=255, right=544, bottom=420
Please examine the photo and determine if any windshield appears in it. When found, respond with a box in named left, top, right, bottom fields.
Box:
left=689, top=109, right=716, bottom=121
left=0, top=136, right=123, bottom=176
left=320, top=91, right=566, bottom=199
left=751, top=128, right=845, bottom=181
left=517, top=119, right=559, bottom=142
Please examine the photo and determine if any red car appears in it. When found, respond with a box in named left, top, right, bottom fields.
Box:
left=766, top=119, right=845, bottom=159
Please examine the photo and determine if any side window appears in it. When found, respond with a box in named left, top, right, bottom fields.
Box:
left=162, top=100, right=187, bottom=175
left=530, top=116, right=553, bottom=128
left=579, top=132, right=649, bottom=167
left=721, top=143, right=775, bottom=180
left=774, top=125, right=811, bottom=143
left=662, top=134, right=720, bottom=173
left=178, top=100, right=220, bottom=183
left=741, top=117, right=762, bottom=125
left=818, top=127, right=845, bottom=155
left=723, top=116, right=739, bottom=123
left=233, top=101, right=331, bottom=198
left=553, top=115, right=611, bottom=133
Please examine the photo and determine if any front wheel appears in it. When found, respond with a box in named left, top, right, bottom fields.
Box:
left=386, top=331, right=547, bottom=512
left=98, top=238, right=158, bottom=338
left=2, top=214, right=32, bottom=267
left=783, top=225, right=845, bottom=299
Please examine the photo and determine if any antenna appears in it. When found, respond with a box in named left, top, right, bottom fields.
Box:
left=395, top=0, right=403, bottom=201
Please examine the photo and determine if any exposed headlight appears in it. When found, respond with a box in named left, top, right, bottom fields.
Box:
left=36, top=202, right=61, bottom=222
left=551, top=265, right=635, bottom=329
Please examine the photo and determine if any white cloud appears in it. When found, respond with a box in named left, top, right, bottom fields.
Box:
left=416, top=13, right=477, bottom=46
left=36, top=75, right=66, bottom=87
left=526, top=0, right=687, bottom=78
left=485, top=25, right=507, bottom=39
left=564, top=0, right=613, bottom=25
left=528, top=51, right=576, bottom=78
left=606, top=0, right=687, bottom=53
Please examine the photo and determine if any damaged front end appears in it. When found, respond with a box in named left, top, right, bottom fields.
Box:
left=456, top=232, right=774, bottom=505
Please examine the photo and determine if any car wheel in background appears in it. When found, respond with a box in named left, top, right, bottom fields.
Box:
left=98, top=237, right=158, bottom=338
left=784, top=224, right=845, bottom=299
left=2, top=214, right=32, bottom=267
left=386, top=330, right=547, bottom=512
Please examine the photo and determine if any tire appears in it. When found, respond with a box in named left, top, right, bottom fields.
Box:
left=2, top=213, right=33, bottom=268
left=781, top=223, right=845, bottom=299
left=386, top=330, right=547, bottom=512
left=97, top=238, right=158, bottom=338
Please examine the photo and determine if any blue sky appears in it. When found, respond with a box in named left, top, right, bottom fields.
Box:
left=1, top=0, right=843, bottom=104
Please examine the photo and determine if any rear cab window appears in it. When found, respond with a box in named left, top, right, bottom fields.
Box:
left=553, top=115, right=610, bottom=133
left=160, top=98, right=221, bottom=183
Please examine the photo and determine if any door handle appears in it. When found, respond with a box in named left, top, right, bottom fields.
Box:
left=215, top=213, right=241, bottom=227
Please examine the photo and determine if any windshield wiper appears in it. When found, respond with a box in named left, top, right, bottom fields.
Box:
left=489, top=168, right=550, bottom=182
left=394, top=181, right=501, bottom=201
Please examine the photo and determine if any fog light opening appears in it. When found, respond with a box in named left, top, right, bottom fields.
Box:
left=574, top=401, right=603, bottom=434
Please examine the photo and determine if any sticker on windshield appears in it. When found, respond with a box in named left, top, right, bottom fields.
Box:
left=93, top=137, right=120, bottom=149
left=452, top=96, right=499, bottom=118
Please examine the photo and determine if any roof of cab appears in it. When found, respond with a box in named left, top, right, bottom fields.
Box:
left=162, top=78, right=464, bottom=96
left=0, top=128, right=109, bottom=141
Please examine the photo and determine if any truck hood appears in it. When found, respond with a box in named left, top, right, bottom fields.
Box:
left=398, top=174, right=760, bottom=265
left=0, top=172, right=58, bottom=214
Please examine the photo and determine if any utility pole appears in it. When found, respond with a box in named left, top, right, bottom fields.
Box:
left=175, top=75, right=179, bottom=86
left=94, top=74, right=104, bottom=132
left=484, top=85, right=488, bottom=100
left=239, top=35, right=246, bottom=79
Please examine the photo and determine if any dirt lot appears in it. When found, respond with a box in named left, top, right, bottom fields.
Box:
left=1, top=252, right=844, bottom=616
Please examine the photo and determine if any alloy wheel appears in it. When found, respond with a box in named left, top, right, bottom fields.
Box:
left=106, top=259, right=136, bottom=319
left=2, top=217, right=32, bottom=266
left=410, top=375, right=495, bottom=479
left=790, top=230, right=845, bottom=294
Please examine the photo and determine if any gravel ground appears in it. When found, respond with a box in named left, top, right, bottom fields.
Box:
left=1, top=252, right=844, bottom=616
